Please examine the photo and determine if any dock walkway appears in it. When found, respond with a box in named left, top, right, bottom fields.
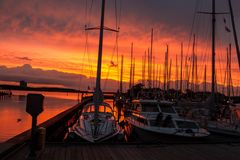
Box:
left=3, top=142, right=240, bottom=160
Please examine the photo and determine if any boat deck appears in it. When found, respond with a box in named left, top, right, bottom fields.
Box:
left=2, top=142, right=240, bottom=160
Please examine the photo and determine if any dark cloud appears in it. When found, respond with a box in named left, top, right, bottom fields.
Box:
left=15, top=56, right=32, bottom=61
left=0, top=0, right=239, bottom=41
left=0, top=64, right=128, bottom=91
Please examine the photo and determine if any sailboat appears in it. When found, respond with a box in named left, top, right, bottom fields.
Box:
left=67, top=0, right=123, bottom=142
left=187, top=0, right=240, bottom=136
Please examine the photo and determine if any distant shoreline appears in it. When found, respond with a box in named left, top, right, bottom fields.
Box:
left=0, top=84, right=80, bottom=93
left=0, top=84, right=115, bottom=94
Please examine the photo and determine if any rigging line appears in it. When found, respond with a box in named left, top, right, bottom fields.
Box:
left=103, top=1, right=120, bottom=90
left=103, top=32, right=119, bottom=90
left=86, top=0, right=97, bottom=88
left=115, top=0, right=118, bottom=29
left=87, top=0, right=94, bottom=26
left=85, top=0, right=88, bottom=24
left=85, top=30, right=94, bottom=88
left=117, top=0, right=122, bottom=29
left=186, top=0, right=200, bottom=62
left=115, top=0, right=120, bottom=88
left=217, top=15, right=231, bottom=86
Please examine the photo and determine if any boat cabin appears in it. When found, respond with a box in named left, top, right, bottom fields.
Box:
left=130, top=99, right=200, bottom=130
left=131, top=100, right=178, bottom=116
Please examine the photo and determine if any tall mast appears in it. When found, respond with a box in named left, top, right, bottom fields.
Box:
left=150, top=29, right=154, bottom=88
left=158, top=65, right=162, bottom=89
left=133, top=58, right=135, bottom=86
left=211, top=0, right=216, bottom=109
left=228, top=44, right=232, bottom=98
left=93, top=0, right=105, bottom=136
left=129, top=43, right=133, bottom=89
left=156, top=64, right=159, bottom=88
left=228, top=0, right=240, bottom=69
left=191, top=34, right=196, bottom=92
left=120, top=55, right=124, bottom=93
left=186, top=56, right=190, bottom=90
left=142, top=52, right=146, bottom=86
left=168, top=59, right=172, bottom=90
left=204, top=64, right=207, bottom=93
left=195, top=55, right=198, bottom=92
left=153, top=56, right=155, bottom=88
left=148, top=48, right=150, bottom=88
left=180, top=43, right=183, bottom=92
left=94, top=0, right=105, bottom=106
left=175, top=54, right=179, bottom=90
left=164, top=45, right=169, bottom=91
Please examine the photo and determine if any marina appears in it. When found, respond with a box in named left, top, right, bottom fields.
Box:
left=1, top=0, right=240, bottom=159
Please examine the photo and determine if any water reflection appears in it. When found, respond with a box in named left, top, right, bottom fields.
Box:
left=0, top=92, right=78, bottom=142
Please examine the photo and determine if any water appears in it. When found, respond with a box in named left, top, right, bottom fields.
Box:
left=0, top=91, right=79, bottom=142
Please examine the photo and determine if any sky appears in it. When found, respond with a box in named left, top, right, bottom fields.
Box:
left=0, top=0, right=240, bottom=91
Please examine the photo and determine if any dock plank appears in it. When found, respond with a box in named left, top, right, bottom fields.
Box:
left=3, top=143, right=240, bottom=160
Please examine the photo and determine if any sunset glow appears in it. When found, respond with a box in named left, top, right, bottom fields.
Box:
left=0, top=0, right=240, bottom=92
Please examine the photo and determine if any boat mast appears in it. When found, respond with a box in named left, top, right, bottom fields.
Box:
left=204, top=64, right=207, bottom=93
left=211, top=0, right=216, bottom=111
left=180, top=43, right=183, bottom=92
left=129, top=43, right=133, bottom=90
left=149, top=29, right=154, bottom=88
left=195, top=55, right=198, bottom=92
left=191, top=34, right=196, bottom=93
left=168, top=59, right=172, bottom=90
left=153, top=56, right=155, bottom=88
left=142, top=52, right=146, bottom=86
left=120, top=55, right=124, bottom=93
left=93, top=0, right=105, bottom=136
left=133, top=58, right=135, bottom=86
left=94, top=0, right=105, bottom=107
left=158, top=65, right=161, bottom=89
left=175, top=54, right=179, bottom=90
left=228, top=0, right=240, bottom=69
left=164, top=45, right=169, bottom=91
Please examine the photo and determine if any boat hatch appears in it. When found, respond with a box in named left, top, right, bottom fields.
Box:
left=175, top=120, right=199, bottom=129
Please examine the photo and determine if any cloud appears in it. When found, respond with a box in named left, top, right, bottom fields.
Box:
left=0, top=64, right=127, bottom=91
left=15, top=56, right=32, bottom=61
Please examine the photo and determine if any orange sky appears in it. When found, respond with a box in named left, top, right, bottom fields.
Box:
left=0, top=0, right=240, bottom=90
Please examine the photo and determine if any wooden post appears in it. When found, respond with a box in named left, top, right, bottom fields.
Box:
left=26, top=94, right=44, bottom=159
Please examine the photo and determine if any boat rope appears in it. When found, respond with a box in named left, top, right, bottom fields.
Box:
left=103, top=0, right=122, bottom=91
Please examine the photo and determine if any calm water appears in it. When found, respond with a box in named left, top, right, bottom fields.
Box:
left=0, top=91, right=79, bottom=142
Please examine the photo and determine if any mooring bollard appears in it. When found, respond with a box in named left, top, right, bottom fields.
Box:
left=26, top=94, right=44, bottom=159
left=36, top=127, right=46, bottom=150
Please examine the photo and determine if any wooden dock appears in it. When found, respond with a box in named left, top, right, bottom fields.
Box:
left=2, top=142, right=240, bottom=160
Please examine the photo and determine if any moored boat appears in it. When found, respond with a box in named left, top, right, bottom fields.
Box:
left=125, top=99, right=210, bottom=142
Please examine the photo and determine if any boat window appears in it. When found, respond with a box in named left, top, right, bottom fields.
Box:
left=176, top=121, right=199, bottom=129
left=141, top=103, right=159, bottom=112
left=99, top=105, right=105, bottom=112
left=159, top=104, right=176, bottom=113
left=105, top=106, right=112, bottom=113
left=83, top=106, right=90, bottom=112
left=90, top=105, right=95, bottom=112
left=162, top=115, right=174, bottom=128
